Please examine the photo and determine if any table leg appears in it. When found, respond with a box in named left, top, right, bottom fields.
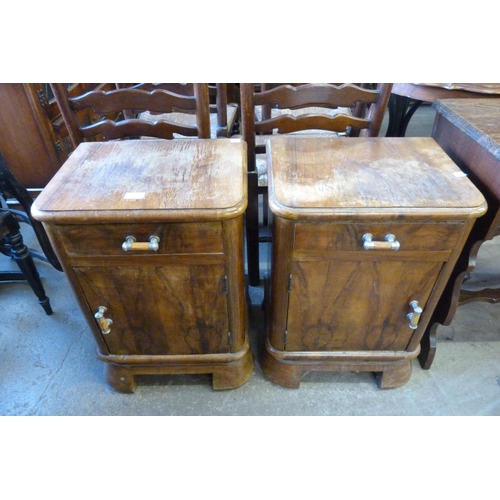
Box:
left=386, top=95, right=424, bottom=137
left=419, top=215, right=498, bottom=369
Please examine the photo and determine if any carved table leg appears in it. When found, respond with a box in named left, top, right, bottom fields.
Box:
left=419, top=234, right=489, bottom=369
left=418, top=322, right=438, bottom=370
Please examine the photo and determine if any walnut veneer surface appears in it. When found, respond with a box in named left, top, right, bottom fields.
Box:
left=263, top=136, right=486, bottom=389
left=32, top=138, right=253, bottom=392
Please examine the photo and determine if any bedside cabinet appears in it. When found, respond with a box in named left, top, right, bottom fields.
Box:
left=263, top=136, right=486, bottom=388
left=32, top=139, right=253, bottom=392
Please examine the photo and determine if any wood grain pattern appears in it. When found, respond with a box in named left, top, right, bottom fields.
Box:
left=284, top=259, right=443, bottom=352
left=293, top=222, right=463, bottom=253
left=52, top=222, right=224, bottom=257
left=263, top=136, right=487, bottom=388
left=268, top=136, right=486, bottom=220
left=432, top=99, right=500, bottom=154
left=75, top=264, right=229, bottom=356
left=32, top=139, right=247, bottom=222
left=33, top=138, right=252, bottom=391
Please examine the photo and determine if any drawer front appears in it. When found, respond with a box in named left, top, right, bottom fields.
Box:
left=54, top=222, right=224, bottom=257
left=293, top=222, right=464, bottom=254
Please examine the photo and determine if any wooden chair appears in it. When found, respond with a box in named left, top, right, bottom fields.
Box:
left=240, top=83, right=393, bottom=285
left=0, top=209, right=53, bottom=315
left=50, top=83, right=212, bottom=148
left=0, top=151, right=62, bottom=272
left=119, top=83, right=238, bottom=138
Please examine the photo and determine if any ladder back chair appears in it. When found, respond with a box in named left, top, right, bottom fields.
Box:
left=120, top=83, right=238, bottom=138
left=240, top=83, right=393, bottom=285
left=50, top=83, right=212, bottom=148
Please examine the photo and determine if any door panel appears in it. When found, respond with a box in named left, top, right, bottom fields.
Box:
left=285, top=259, right=443, bottom=351
left=74, top=264, right=229, bottom=355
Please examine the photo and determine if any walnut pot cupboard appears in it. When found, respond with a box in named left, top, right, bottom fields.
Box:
left=263, top=136, right=486, bottom=388
left=32, top=139, right=253, bottom=392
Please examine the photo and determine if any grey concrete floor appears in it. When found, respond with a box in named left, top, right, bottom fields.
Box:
left=1, top=104, right=500, bottom=416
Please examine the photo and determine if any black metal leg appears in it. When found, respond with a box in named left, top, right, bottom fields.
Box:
left=386, top=95, right=424, bottom=137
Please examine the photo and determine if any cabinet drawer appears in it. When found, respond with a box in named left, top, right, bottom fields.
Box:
left=293, top=222, right=464, bottom=254
left=54, top=222, right=224, bottom=257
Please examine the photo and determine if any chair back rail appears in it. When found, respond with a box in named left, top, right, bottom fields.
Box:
left=50, top=83, right=211, bottom=148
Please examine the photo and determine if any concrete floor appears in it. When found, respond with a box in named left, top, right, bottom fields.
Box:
left=1, top=104, right=500, bottom=416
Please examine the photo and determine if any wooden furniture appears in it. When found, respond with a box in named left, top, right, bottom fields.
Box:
left=240, top=83, right=393, bottom=286
left=419, top=98, right=500, bottom=369
left=0, top=152, right=61, bottom=271
left=386, top=83, right=500, bottom=137
left=0, top=84, right=116, bottom=195
left=121, top=83, right=238, bottom=139
left=50, top=83, right=212, bottom=148
left=0, top=210, right=53, bottom=315
left=32, top=138, right=253, bottom=392
left=263, top=136, right=486, bottom=388
left=0, top=83, right=66, bottom=193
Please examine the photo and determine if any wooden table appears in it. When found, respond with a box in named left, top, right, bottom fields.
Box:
left=386, top=83, right=500, bottom=137
left=419, top=98, right=500, bottom=369
left=32, top=138, right=253, bottom=392
left=263, top=136, right=485, bottom=388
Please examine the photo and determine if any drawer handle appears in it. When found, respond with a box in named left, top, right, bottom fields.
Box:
left=362, top=233, right=400, bottom=251
left=122, top=235, right=160, bottom=252
left=406, top=300, right=423, bottom=329
left=94, top=306, right=113, bottom=334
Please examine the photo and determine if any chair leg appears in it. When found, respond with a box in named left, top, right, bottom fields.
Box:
left=5, top=218, right=53, bottom=315
left=0, top=153, right=62, bottom=272
left=0, top=271, right=25, bottom=281
left=246, top=175, right=260, bottom=286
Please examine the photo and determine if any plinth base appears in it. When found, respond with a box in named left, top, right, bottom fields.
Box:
left=97, top=337, right=254, bottom=393
left=261, top=339, right=418, bottom=389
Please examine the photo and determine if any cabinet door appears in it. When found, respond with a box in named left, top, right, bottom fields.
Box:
left=73, top=263, right=230, bottom=356
left=285, top=259, right=444, bottom=352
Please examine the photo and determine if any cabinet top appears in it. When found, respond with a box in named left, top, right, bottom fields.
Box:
left=267, top=136, right=487, bottom=221
left=33, top=139, right=247, bottom=223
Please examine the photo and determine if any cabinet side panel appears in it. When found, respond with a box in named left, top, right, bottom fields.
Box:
left=222, top=216, right=246, bottom=352
left=268, top=216, right=295, bottom=350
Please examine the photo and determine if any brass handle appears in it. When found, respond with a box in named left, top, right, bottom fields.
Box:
left=406, top=300, right=423, bottom=329
left=122, top=235, right=160, bottom=252
left=362, top=233, right=400, bottom=251
left=94, top=306, right=113, bottom=334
